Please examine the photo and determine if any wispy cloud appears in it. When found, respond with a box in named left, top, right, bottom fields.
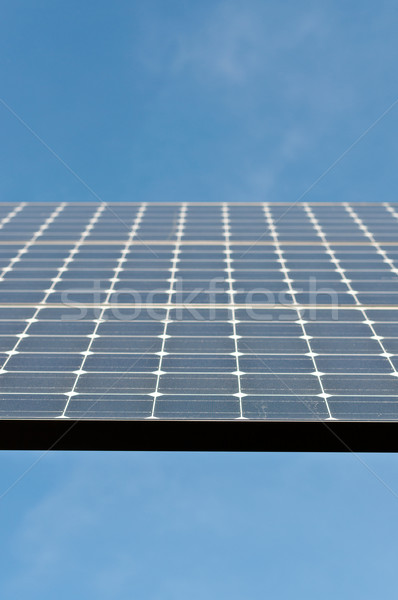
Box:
left=3, top=455, right=231, bottom=597
left=246, top=127, right=310, bottom=199
left=153, top=2, right=356, bottom=199
left=171, top=2, right=328, bottom=86
left=172, top=4, right=263, bottom=84
left=130, top=1, right=375, bottom=202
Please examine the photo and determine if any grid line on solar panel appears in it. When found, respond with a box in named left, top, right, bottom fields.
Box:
left=303, top=203, right=398, bottom=378
left=3, top=240, right=398, bottom=246
left=59, top=203, right=147, bottom=418
left=222, top=204, right=245, bottom=418
left=0, top=202, right=398, bottom=422
left=264, top=204, right=333, bottom=418
left=0, top=203, right=106, bottom=380
left=149, top=203, right=187, bottom=419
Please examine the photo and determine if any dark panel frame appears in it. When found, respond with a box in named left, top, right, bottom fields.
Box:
left=0, top=419, right=397, bottom=452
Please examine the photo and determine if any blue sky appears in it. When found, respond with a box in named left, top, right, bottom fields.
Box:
left=1, top=0, right=398, bottom=203
left=1, top=2, right=398, bottom=598
left=1, top=451, right=398, bottom=600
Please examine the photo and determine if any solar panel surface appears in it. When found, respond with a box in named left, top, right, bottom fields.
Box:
left=0, top=201, right=397, bottom=450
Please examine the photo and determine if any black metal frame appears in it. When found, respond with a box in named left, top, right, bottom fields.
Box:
left=0, top=419, right=396, bottom=451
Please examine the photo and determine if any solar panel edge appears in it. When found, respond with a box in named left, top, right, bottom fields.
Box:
left=1, top=201, right=398, bottom=206
left=1, top=418, right=397, bottom=451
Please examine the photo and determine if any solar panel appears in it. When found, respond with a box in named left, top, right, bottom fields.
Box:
left=0, top=201, right=398, bottom=451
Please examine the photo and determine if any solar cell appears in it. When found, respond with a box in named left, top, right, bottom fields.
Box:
left=0, top=201, right=398, bottom=450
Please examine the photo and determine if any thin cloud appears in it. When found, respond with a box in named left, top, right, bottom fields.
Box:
left=171, top=2, right=329, bottom=86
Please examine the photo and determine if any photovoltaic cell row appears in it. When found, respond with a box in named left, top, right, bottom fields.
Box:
left=0, top=203, right=398, bottom=241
